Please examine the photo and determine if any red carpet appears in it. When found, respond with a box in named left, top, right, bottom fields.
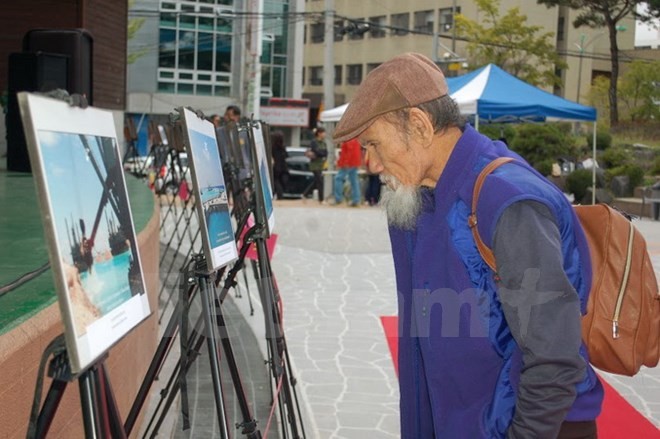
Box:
left=379, top=316, right=660, bottom=438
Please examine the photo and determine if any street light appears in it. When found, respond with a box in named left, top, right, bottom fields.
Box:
left=575, top=33, right=602, bottom=104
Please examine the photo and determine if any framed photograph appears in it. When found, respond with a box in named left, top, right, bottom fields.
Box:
left=237, top=125, right=254, bottom=183
left=17, top=92, right=151, bottom=373
left=248, top=121, right=275, bottom=236
left=180, top=107, right=238, bottom=272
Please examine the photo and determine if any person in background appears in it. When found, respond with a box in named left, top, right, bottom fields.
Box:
left=333, top=52, right=603, bottom=439
left=363, top=154, right=382, bottom=206
left=303, top=127, right=328, bottom=203
left=224, top=105, right=241, bottom=123
left=333, top=138, right=362, bottom=206
left=270, top=130, right=289, bottom=199
left=209, top=114, right=221, bottom=127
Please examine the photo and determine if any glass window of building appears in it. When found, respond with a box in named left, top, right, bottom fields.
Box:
left=391, top=13, right=409, bottom=36
left=261, top=0, right=290, bottom=98
left=310, top=66, right=323, bottom=85
left=414, top=10, right=434, bottom=33
left=368, top=16, right=386, bottom=38
left=347, top=64, right=363, bottom=85
left=156, top=0, right=291, bottom=99
left=439, top=7, right=460, bottom=34
left=366, top=63, right=381, bottom=74
left=158, top=0, right=235, bottom=96
left=311, top=21, right=324, bottom=43
left=334, top=65, right=342, bottom=85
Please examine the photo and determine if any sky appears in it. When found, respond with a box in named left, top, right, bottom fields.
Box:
left=635, top=2, right=660, bottom=47
left=39, top=131, right=120, bottom=262
left=188, top=129, right=225, bottom=191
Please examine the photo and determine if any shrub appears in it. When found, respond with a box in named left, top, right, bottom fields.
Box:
left=534, top=159, right=555, bottom=177
left=566, top=169, right=595, bottom=203
left=509, top=124, right=577, bottom=169
left=601, top=147, right=629, bottom=169
left=587, top=129, right=612, bottom=150
left=480, top=124, right=517, bottom=145
left=650, top=156, right=660, bottom=176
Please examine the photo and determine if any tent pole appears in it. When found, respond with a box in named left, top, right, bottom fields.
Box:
left=591, top=121, right=597, bottom=205
left=475, top=114, right=479, bottom=131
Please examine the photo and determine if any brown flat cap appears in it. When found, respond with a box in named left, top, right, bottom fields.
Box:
left=334, top=52, right=448, bottom=143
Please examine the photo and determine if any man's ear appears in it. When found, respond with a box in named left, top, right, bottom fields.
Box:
left=408, top=108, right=434, bottom=148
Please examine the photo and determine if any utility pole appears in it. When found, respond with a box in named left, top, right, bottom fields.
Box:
left=246, top=0, right=263, bottom=119
left=323, top=0, right=335, bottom=112
left=451, top=0, right=457, bottom=53
left=322, top=0, right=335, bottom=195
left=287, top=0, right=305, bottom=145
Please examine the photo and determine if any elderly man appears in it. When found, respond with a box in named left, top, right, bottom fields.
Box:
left=334, top=53, right=603, bottom=439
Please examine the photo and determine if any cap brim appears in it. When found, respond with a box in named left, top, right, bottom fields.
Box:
left=333, top=116, right=378, bottom=143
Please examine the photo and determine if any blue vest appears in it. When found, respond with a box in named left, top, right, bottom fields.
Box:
left=389, top=125, right=603, bottom=438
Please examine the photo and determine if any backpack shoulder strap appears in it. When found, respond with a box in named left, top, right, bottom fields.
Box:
left=468, top=157, right=515, bottom=272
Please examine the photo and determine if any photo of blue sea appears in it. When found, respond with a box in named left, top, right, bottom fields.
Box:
left=189, top=129, right=235, bottom=249
left=80, top=250, right=133, bottom=314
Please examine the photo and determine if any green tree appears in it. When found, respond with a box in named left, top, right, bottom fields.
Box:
left=586, top=75, right=611, bottom=125
left=454, top=0, right=567, bottom=88
left=537, top=0, right=660, bottom=126
left=618, top=60, right=660, bottom=122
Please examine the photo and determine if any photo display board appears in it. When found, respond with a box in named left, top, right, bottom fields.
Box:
left=249, top=121, right=275, bottom=235
left=180, top=107, right=238, bottom=272
left=17, top=92, right=151, bottom=373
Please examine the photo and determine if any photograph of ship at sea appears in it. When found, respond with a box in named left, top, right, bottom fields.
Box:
left=38, top=131, right=146, bottom=335
left=18, top=92, right=151, bottom=373
left=182, top=108, right=238, bottom=271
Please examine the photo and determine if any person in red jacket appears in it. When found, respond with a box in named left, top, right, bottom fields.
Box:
left=333, top=138, right=362, bottom=206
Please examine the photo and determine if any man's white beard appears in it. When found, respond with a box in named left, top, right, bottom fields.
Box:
left=379, top=175, right=422, bottom=230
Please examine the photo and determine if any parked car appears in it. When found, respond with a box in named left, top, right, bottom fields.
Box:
left=282, top=147, right=314, bottom=199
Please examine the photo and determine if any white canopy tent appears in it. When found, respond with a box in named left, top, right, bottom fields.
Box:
left=319, top=103, right=349, bottom=123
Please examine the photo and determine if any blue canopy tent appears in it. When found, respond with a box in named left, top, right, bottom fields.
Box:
left=446, top=64, right=599, bottom=202
left=445, top=63, right=596, bottom=126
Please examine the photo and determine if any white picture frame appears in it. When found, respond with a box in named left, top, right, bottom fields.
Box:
left=17, top=92, right=151, bottom=373
left=180, top=108, right=238, bottom=272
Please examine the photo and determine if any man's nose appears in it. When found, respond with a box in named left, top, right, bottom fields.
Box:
left=366, top=150, right=384, bottom=174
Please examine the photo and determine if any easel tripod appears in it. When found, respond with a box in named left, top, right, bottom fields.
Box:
left=125, top=239, right=262, bottom=439
left=27, top=336, right=127, bottom=439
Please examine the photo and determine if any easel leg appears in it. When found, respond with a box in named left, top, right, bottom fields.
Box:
left=34, top=379, right=67, bottom=437
left=79, top=370, right=100, bottom=438
left=199, top=274, right=231, bottom=439
left=99, top=364, right=127, bottom=439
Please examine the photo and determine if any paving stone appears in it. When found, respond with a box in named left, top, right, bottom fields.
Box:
left=158, top=203, right=660, bottom=436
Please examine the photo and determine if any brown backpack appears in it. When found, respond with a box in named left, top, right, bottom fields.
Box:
left=470, top=157, right=660, bottom=376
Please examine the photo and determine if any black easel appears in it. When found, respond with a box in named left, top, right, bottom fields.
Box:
left=245, top=120, right=305, bottom=439
left=125, top=246, right=262, bottom=439
left=27, top=335, right=127, bottom=439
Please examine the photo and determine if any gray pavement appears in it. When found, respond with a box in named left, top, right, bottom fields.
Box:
left=270, top=202, right=660, bottom=435
left=156, top=199, right=660, bottom=438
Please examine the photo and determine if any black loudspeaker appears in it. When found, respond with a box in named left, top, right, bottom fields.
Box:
left=6, top=52, right=69, bottom=172
left=23, top=28, right=93, bottom=104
